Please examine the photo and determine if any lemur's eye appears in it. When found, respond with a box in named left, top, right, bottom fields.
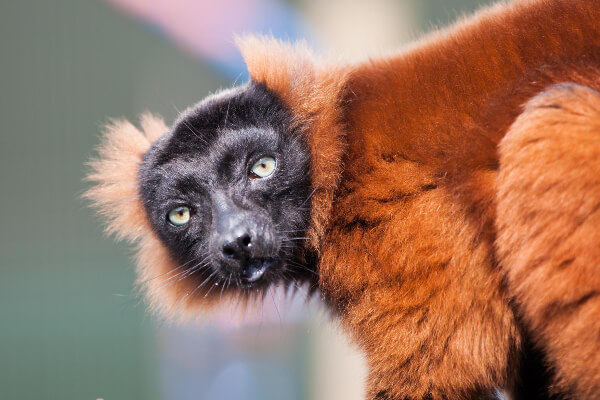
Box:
left=167, top=206, right=191, bottom=226
left=250, top=156, right=276, bottom=179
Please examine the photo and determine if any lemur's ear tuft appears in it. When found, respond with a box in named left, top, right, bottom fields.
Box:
left=236, top=35, right=317, bottom=109
left=85, top=113, right=168, bottom=242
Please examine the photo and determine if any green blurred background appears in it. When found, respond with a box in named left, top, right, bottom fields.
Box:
left=0, top=1, right=493, bottom=399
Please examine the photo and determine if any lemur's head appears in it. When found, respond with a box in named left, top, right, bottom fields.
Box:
left=85, top=37, right=348, bottom=317
left=139, top=82, right=313, bottom=295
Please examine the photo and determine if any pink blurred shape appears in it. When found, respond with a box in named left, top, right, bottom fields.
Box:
left=105, top=0, right=262, bottom=63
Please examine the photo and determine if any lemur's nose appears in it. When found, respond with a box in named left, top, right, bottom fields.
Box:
left=221, top=232, right=252, bottom=260
left=211, top=192, right=274, bottom=268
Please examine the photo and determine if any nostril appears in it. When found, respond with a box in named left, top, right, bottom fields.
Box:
left=222, top=243, right=238, bottom=259
left=221, top=233, right=252, bottom=260
left=239, top=233, right=251, bottom=248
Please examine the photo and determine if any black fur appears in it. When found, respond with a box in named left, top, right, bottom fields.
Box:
left=139, top=82, right=315, bottom=295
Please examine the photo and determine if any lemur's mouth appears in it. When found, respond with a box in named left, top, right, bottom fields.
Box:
left=241, top=257, right=279, bottom=283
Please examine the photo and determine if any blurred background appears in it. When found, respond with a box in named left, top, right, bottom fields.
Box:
left=0, top=0, right=494, bottom=399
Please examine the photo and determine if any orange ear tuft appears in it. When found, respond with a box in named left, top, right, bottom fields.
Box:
left=84, top=113, right=168, bottom=242
left=236, top=35, right=316, bottom=109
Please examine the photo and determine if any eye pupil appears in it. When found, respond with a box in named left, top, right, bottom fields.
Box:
left=168, top=206, right=191, bottom=226
left=250, top=156, right=276, bottom=179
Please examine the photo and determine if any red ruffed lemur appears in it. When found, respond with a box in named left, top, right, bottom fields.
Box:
left=86, top=0, right=600, bottom=398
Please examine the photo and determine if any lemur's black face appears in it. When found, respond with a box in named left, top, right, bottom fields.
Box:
left=139, top=82, right=314, bottom=296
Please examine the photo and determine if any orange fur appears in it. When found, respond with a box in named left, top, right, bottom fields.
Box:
left=86, top=0, right=600, bottom=398
left=85, top=114, right=165, bottom=242
left=302, top=1, right=600, bottom=398
left=497, top=83, right=600, bottom=399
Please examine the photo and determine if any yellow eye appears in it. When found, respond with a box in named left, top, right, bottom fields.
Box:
left=168, top=206, right=191, bottom=226
left=250, top=156, right=276, bottom=179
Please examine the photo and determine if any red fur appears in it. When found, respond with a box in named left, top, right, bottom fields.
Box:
left=86, top=0, right=600, bottom=398
left=497, top=83, right=600, bottom=399
left=85, top=114, right=165, bottom=242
